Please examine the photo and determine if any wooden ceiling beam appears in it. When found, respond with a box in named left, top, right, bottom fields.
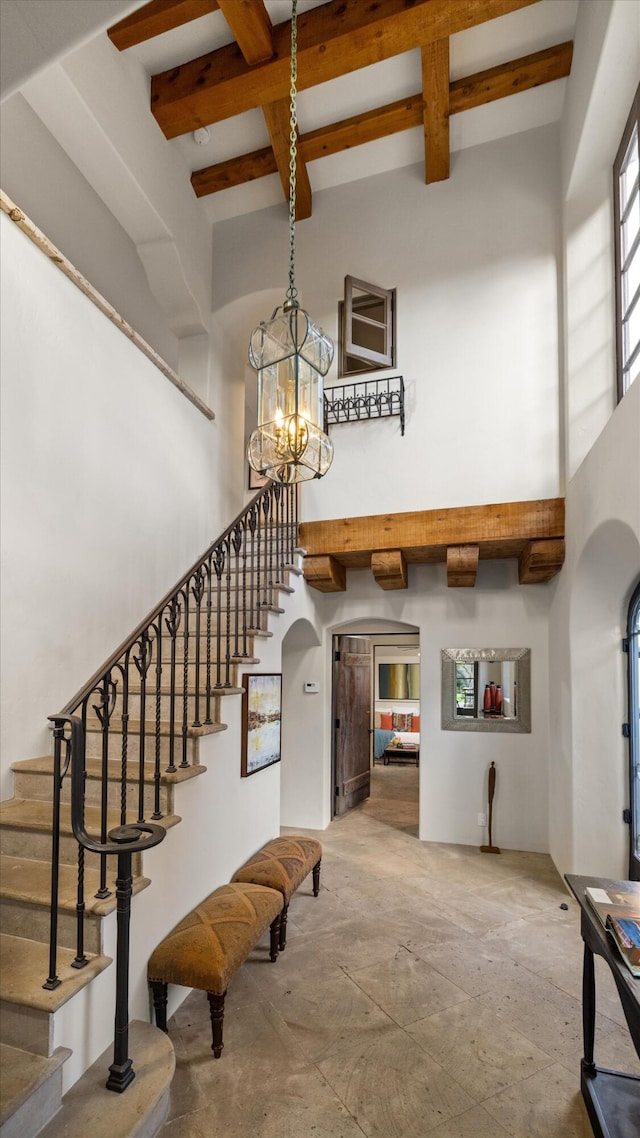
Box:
left=191, top=42, right=572, bottom=198
left=262, top=99, right=312, bottom=220
left=217, top=0, right=274, bottom=65
left=447, top=545, right=479, bottom=587
left=151, top=0, right=540, bottom=139
left=422, top=38, right=450, bottom=184
left=108, top=0, right=218, bottom=51
left=371, top=550, right=408, bottom=591
left=300, top=499, right=565, bottom=561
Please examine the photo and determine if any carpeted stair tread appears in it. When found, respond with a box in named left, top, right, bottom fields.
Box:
left=0, top=933, right=112, bottom=1012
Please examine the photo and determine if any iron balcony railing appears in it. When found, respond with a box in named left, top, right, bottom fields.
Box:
left=324, top=375, right=405, bottom=434
left=46, top=481, right=298, bottom=1090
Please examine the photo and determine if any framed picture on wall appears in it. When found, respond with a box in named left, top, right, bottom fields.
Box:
left=378, top=662, right=420, bottom=701
left=248, top=465, right=269, bottom=491
left=241, top=673, right=282, bottom=777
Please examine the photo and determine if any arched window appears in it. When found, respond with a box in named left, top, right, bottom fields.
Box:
left=627, top=579, right=640, bottom=880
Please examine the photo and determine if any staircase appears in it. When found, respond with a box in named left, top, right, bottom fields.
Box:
left=0, top=483, right=301, bottom=1137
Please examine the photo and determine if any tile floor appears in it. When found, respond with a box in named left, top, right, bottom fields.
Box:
left=159, top=765, right=639, bottom=1138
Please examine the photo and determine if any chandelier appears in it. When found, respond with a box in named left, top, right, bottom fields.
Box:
left=247, top=0, right=334, bottom=484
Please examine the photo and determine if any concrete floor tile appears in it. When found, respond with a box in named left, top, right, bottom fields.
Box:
left=349, top=946, right=470, bottom=1025
left=482, top=1063, right=594, bottom=1137
left=406, top=999, right=553, bottom=1100
left=317, top=1023, right=476, bottom=1137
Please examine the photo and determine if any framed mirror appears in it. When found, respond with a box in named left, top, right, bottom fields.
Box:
left=441, top=648, right=531, bottom=732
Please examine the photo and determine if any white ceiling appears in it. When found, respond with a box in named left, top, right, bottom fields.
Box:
left=2, top=0, right=579, bottom=225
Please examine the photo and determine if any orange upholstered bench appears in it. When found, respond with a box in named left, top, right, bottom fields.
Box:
left=231, top=836, right=322, bottom=951
left=148, top=881, right=283, bottom=1058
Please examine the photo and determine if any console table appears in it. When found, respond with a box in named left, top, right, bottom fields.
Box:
left=565, top=875, right=640, bottom=1138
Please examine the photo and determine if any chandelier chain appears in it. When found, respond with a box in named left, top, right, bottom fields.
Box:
left=287, top=0, right=298, bottom=304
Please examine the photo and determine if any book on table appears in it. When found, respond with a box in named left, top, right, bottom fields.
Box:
left=605, top=915, right=640, bottom=978
left=584, top=883, right=640, bottom=927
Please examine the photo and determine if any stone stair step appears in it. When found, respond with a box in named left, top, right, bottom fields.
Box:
left=0, top=1041, right=71, bottom=1138
left=37, top=1020, right=174, bottom=1138
left=0, top=933, right=112, bottom=1050
left=83, top=719, right=225, bottom=763
left=11, top=756, right=207, bottom=812
left=0, top=799, right=179, bottom=869
left=0, top=855, right=152, bottom=952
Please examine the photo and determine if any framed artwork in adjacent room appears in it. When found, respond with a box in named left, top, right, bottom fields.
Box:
left=241, top=673, right=282, bottom=776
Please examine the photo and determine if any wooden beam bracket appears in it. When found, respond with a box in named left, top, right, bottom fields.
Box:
left=518, top=539, right=565, bottom=584
left=303, top=554, right=347, bottom=593
left=371, top=550, right=408, bottom=590
left=446, top=545, right=479, bottom=587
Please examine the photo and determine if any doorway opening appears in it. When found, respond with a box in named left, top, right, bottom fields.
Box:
left=331, top=623, right=420, bottom=833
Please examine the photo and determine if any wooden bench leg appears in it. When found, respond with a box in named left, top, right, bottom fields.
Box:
left=313, top=858, right=321, bottom=897
left=277, top=905, right=288, bottom=952
left=150, top=981, right=168, bottom=1033
left=207, top=991, right=226, bottom=1058
left=269, top=914, right=281, bottom=961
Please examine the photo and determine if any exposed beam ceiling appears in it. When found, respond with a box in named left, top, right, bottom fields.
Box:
left=190, top=41, right=573, bottom=199
left=107, top=0, right=574, bottom=218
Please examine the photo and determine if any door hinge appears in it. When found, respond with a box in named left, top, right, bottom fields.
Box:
left=622, top=637, right=629, bottom=653
left=334, top=650, right=341, bottom=662
left=623, top=722, right=630, bottom=738
left=623, top=808, right=632, bottom=824
left=335, top=786, right=340, bottom=797
left=335, top=717, right=340, bottom=729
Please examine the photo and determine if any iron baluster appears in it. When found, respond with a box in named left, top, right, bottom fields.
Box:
left=116, top=658, right=130, bottom=828
left=191, top=569, right=205, bottom=727
left=151, top=623, right=162, bottom=820
left=274, top=483, right=283, bottom=585
left=213, top=546, right=225, bottom=688
left=248, top=506, right=258, bottom=634
left=262, top=492, right=271, bottom=605
left=43, top=723, right=67, bottom=989
left=164, top=596, right=182, bottom=773
left=133, top=631, right=153, bottom=823
left=255, top=504, right=264, bottom=626
left=240, top=519, right=249, bottom=655
left=232, top=525, right=243, bottom=657
left=92, top=674, right=117, bottom=898
left=224, top=536, right=232, bottom=686
left=205, top=558, right=213, bottom=722
left=180, top=586, right=190, bottom=768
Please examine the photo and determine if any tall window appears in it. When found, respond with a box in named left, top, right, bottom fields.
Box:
left=627, top=580, right=640, bottom=881
left=614, top=85, right=640, bottom=401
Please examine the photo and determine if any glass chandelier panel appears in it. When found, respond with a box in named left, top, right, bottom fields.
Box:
left=247, top=0, right=334, bottom=484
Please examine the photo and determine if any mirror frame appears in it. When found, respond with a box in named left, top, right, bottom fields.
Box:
left=441, top=648, right=531, bottom=733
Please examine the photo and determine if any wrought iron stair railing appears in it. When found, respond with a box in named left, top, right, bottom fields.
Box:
left=46, top=480, right=298, bottom=1091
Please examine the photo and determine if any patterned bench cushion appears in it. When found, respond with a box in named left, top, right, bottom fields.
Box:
left=147, top=881, right=283, bottom=995
left=231, top=836, right=322, bottom=904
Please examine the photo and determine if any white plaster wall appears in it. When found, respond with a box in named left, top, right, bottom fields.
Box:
left=0, top=94, right=179, bottom=370
left=0, top=214, right=220, bottom=792
left=549, top=379, right=640, bottom=880
left=212, top=123, right=562, bottom=521
left=548, top=0, right=640, bottom=879
left=279, top=564, right=552, bottom=853
left=561, top=0, right=640, bottom=479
